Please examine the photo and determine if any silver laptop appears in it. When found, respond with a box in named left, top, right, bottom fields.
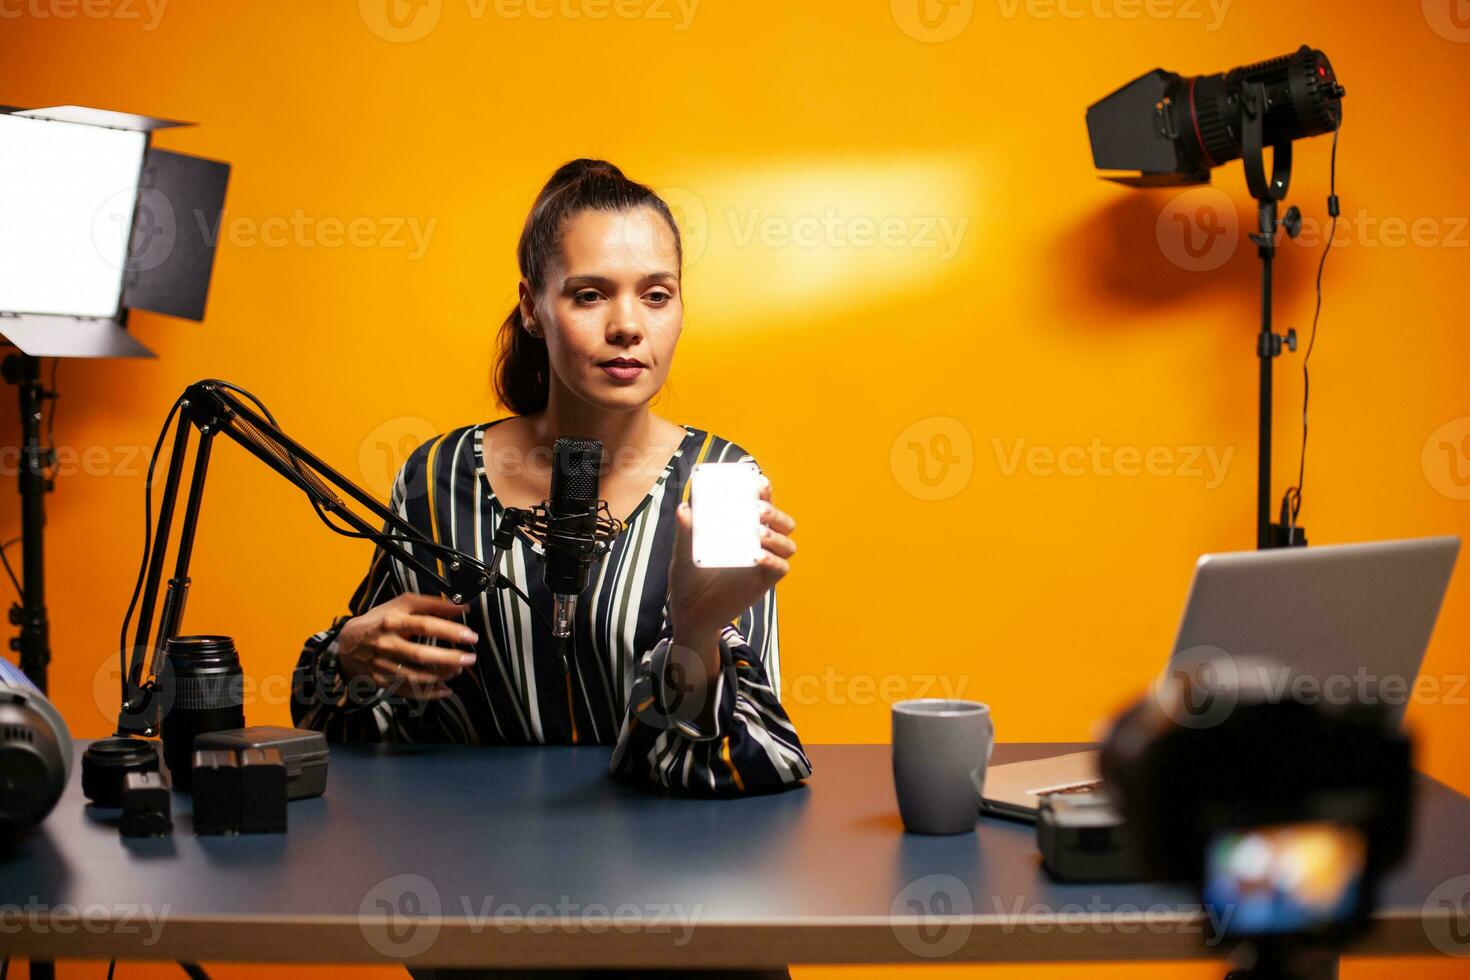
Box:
left=979, top=536, right=1461, bottom=821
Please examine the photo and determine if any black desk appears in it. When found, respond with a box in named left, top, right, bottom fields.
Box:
left=1, top=742, right=1466, bottom=969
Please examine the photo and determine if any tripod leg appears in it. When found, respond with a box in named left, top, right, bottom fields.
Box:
left=1226, top=944, right=1340, bottom=979
left=1300, top=952, right=1339, bottom=980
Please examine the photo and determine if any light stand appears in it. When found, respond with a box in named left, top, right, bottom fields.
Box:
left=1239, top=81, right=1308, bottom=550
left=2, top=354, right=55, bottom=692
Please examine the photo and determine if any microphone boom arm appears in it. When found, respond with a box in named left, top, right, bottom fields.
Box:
left=117, top=381, right=505, bottom=736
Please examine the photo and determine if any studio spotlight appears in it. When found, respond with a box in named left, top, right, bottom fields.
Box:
left=1086, top=45, right=1344, bottom=195
left=1085, top=48, right=1345, bottom=550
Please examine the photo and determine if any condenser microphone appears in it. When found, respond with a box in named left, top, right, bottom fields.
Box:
left=544, top=437, right=604, bottom=644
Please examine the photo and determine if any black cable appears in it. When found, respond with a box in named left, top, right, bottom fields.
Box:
left=203, top=379, right=368, bottom=544
left=178, top=963, right=210, bottom=980
left=0, top=536, right=22, bottom=600
left=224, top=430, right=522, bottom=600
left=202, top=380, right=550, bottom=629
left=207, top=382, right=496, bottom=574
left=107, top=960, right=116, bottom=980
left=1285, top=121, right=1340, bottom=534
left=117, top=395, right=186, bottom=704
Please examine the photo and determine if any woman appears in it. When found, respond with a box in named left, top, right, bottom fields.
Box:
left=291, top=159, right=812, bottom=800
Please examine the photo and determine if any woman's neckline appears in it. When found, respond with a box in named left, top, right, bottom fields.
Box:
left=475, top=417, right=700, bottom=527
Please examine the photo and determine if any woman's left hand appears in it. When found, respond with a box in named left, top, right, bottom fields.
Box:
left=668, top=474, right=797, bottom=645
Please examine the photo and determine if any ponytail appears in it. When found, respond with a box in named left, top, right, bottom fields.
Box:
left=495, top=304, right=552, bottom=415
left=493, top=158, right=683, bottom=415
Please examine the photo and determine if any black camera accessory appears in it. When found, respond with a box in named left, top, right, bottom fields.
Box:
left=81, top=737, right=161, bottom=808
left=191, top=748, right=241, bottom=835
left=238, top=748, right=287, bottom=834
left=161, top=635, right=245, bottom=790
left=1036, top=792, right=1144, bottom=883
left=194, top=726, right=327, bottom=800
left=120, top=771, right=172, bottom=838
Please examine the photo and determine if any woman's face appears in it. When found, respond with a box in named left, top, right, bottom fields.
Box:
left=521, top=205, right=683, bottom=414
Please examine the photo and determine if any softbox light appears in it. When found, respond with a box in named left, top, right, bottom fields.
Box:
left=0, top=105, right=230, bottom=358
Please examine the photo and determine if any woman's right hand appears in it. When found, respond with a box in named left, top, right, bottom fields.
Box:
left=336, top=593, right=478, bottom=700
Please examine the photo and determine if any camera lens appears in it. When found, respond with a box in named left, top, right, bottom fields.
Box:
left=80, top=736, right=159, bottom=808
left=160, top=635, right=244, bottom=790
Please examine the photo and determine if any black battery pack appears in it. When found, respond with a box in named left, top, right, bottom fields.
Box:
left=239, top=748, right=288, bottom=834
left=120, top=771, right=172, bottom=838
left=194, top=725, right=329, bottom=800
left=191, top=749, right=241, bottom=835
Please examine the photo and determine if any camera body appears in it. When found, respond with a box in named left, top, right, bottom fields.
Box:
left=1100, top=654, right=1413, bottom=947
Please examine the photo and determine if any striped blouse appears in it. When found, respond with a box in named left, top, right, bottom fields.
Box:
left=290, top=419, right=813, bottom=795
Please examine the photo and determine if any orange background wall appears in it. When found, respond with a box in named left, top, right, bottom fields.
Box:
left=4, top=1, right=1470, bottom=978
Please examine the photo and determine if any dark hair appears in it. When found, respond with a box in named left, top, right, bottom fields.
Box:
left=494, top=159, right=684, bottom=415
